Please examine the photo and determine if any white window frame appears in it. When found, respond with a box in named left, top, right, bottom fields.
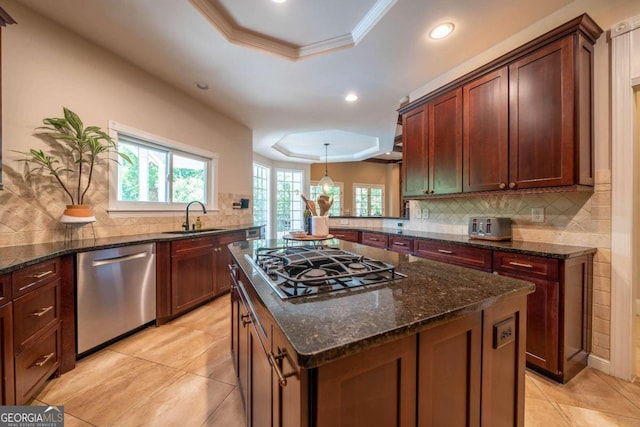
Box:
left=274, top=167, right=305, bottom=238
left=108, top=121, right=218, bottom=214
left=310, top=181, right=344, bottom=216
left=353, top=183, right=385, bottom=216
left=252, top=161, right=271, bottom=238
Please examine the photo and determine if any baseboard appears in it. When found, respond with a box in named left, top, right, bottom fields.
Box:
left=588, top=354, right=611, bottom=375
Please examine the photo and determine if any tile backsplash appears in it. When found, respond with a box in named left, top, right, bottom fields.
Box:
left=0, top=170, right=253, bottom=247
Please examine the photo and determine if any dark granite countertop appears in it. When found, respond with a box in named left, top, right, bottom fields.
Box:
left=229, top=239, right=535, bottom=369
left=329, top=226, right=596, bottom=259
left=0, top=224, right=264, bottom=274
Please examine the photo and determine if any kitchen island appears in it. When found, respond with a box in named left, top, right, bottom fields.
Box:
left=229, top=239, right=535, bottom=427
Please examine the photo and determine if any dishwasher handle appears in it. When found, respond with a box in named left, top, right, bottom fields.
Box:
left=92, top=251, right=148, bottom=267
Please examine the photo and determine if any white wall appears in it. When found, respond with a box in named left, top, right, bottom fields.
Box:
left=0, top=1, right=253, bottom=245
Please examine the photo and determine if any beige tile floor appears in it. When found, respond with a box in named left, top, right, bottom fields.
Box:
left=31, top=296, right=640, bottom=427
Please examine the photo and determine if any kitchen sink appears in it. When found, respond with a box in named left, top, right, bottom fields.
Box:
left=163, top=228, right=225, bottom=235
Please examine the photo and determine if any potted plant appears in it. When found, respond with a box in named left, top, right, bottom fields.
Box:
left=15, top=107, right=131, bottom=218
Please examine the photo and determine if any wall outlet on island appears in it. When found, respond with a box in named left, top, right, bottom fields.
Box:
left=340, top=219, right=349, bottom=225
left=531, top=207, right=545, bottom=223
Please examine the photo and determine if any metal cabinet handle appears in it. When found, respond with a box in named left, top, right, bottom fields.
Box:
left=499, top=182, right=506, bottom=189
left=437, top=249, right=454, bottom=254
left=369, top=237, right=379, bottom=241
left=335, top=234, right=345, bottom=238
left=393, top=242, right=407, bottom=247
left=92, top=252, right=147, bottom=267
left=30, top=306, right=53, bottom=317
left=32, top=270, right=53, bottom=279
left=508, top=261, right=534, bottom=269
left=268, top=349, right=297, bottom=387
left=240, top=314, right=252, bottom=327
left=31, top=352, right=55, bottom=368
left=509, top=182, right=516, bottom=189
left=423, top=189, right=430, bottom=194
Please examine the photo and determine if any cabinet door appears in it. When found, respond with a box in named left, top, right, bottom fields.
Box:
left=317, top=335, right=416, bottom=427
left=463, top=67, right=509, bottom=192
left=418, top=312, right=481, bottom=427
left=402, top=106, right=429, bottom=197
left=272, top=326, right=306, bottom=427
left=509, top=36, right=574, bottom=189
left=248, top=325, right=272, bottom=427
left=498, top=272, right=559, bottom=375
left=0, top=303, right=14, bottom=405
left=429, top=87, right=462, bottom=194
left=171, top=239, right=216, bottom=315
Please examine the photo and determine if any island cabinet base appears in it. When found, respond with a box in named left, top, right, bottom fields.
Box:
left=232, top=281, right=528, bottom=427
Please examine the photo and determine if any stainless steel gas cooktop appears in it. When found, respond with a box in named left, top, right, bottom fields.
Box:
left=247, top=246, right=406, bottom=299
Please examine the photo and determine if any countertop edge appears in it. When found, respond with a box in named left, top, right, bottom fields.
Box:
left=0, top=224, right=264, bottom=274
left=329, top=226, right=597, bottom=259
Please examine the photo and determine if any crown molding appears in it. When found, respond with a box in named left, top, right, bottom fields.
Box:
left=189, top=0, right=396, bottom=61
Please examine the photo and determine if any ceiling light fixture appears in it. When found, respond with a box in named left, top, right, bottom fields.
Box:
left=272, top=0, right=286, bottom=3
left=345, top=93, right=358, bottom=102
left=318, top=143, right=334, bottom=194
left=429, top=22, right=455, bottom=40
left=194, top=82, right=209, bottom=90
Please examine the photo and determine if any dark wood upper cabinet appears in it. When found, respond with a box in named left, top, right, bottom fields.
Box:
left=401, top=106, right=428, bottom=197
left=463, top=67, right=509, bottom=192
left=402, top=88, right=461, bottom=197
left=0, top=7, right=16, bottom=191
left=400, top=14, right=602, bottom=199
left=429, top=87, right=462, bottom=194
left=508, top=36, right=575, bottom=189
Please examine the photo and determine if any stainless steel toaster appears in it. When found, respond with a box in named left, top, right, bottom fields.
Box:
left=468, top=217, right=512, bottom=241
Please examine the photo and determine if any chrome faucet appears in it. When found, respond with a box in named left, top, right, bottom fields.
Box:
left=183, top=201, right=207, bottom=231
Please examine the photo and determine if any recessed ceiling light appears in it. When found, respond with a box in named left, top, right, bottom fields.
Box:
left=272, top=0, right=286, bottom=3
left=429, top=22, right=455, bottom=40
left=195, top=82, right=209, bottom=90
left=345, top=93, right=358, bottom=102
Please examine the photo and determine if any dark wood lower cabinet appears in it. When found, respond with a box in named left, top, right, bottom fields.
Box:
left=0, top=302, right=14, bottom=405
left=232, top=264, right=528, bottom=426
left=494, top=251, right=592, bottom=383
left=164, top=231, right=248, bottom=320
left=317, top=335, right=417, bottom=427
left=418, top=312, right=481, bottom=427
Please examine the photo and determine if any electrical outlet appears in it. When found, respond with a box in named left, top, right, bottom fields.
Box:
left=415, top=208, right=422, bottom=219
left=531, top=207, right=545, bottom=223
left=340, top=219, right=349, bottom=225
left=422, top=208, right=429, bottom=219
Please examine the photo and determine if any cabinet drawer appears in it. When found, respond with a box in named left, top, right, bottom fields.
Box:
left=13, top=279, right=60, bottom=353
left=15, top=323, right=60, bottom=405
left=414, top=241, right=492, bottom=272
left=171, top=236, right=216, bottom=255
left=12, top=258, right=60, bottom=298
left=361, top=232, right=388, bottom=249
left=387, top=236, right=414, bottom=254
left=0, top=274, right=11, bottom=305
left=330, top=230, right=359, bottom=242
left=493, top=251, right=559, bottom=282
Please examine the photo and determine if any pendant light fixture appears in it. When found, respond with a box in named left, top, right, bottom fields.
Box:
left=318, top=143, right=334, bottom=194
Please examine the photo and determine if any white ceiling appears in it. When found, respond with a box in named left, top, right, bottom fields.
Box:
left=18, top=0, right=572, bottom=163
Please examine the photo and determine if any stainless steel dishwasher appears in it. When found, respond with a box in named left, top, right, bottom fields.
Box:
left=76, top=243, right=156, bottom=354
